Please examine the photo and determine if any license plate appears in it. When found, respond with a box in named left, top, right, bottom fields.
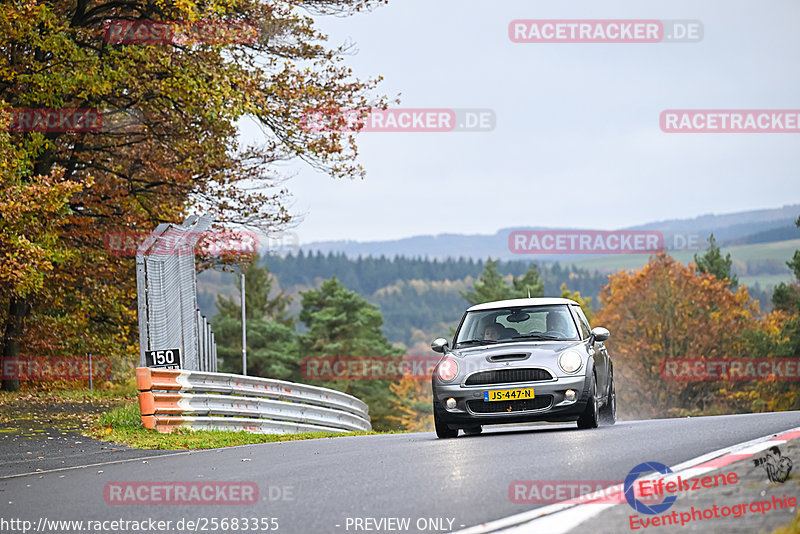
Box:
left=483, top=388, right=534, bottom=402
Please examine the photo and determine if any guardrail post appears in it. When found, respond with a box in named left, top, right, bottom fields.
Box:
left=241, top=272, right=247, bottom=376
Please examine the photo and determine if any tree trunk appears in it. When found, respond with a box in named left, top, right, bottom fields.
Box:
left=1, top=298, right=30, bottom=392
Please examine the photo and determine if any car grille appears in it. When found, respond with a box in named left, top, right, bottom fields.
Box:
left=467, top=395, right=553, bottom=414
left=464, top=368, right=553, bottom=386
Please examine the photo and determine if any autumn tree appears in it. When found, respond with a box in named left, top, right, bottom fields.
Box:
left=213, top=257, right=298, bottom=379
left=215, top=255, right=293, bottom=326
left=0, top=0, right=388, bottom=389
left=0, top=159, right=82, bottom=390
left=560, top=283, right=594, bottom=323
left=594, top=254, right=757, bottom=419
left=773, top=284, right=800, bottom=314
left=772, top=215, right=800, bottom=314
left=462, top=259, right=544, bottom=305
left=461, top=258, right=511, bottom=304
left=738, top=310, right=800, bottom=413
left=214, top=316, right=298, bottom=380
left=694, top=234, right=739, bottom=290
left=385, top=378, right=433, bottom=432
left=512, top=264, right=545, bottom=299
left=743, top=215, right=800, bottom=412
left=296, top=277, right=404, bottom=430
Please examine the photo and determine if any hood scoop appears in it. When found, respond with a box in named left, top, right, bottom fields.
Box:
left=487, top=353, right=529, bottom=363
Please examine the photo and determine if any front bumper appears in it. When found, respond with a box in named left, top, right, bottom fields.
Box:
left=433, top=374, right=590, bottom=426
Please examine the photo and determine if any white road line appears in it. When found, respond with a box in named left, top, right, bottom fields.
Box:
left=0, top=451, right=193, bottom=480
left=0, top=431, right=373, bottom=481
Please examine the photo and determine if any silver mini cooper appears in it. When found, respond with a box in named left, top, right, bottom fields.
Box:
left=431, top=297, right=616, bottom=438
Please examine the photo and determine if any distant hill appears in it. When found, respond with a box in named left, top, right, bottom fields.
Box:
left=197, top=239, right=797, bottom=347
left=724, top=225, right=800, bottom=246
left=198, top=204, right=800, bottom=347
left=292, top=204, right=800, bottom=261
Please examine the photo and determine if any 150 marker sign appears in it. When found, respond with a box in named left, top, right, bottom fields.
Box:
left=145, top=349, right=181, bottom=369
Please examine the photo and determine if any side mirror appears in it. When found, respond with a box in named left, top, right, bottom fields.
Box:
left=591, top=327, right=610, bottom=342
left=431, top=338, right=450, bottom=353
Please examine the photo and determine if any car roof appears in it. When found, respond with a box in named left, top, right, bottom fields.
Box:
left=466, top=297, right=579, bottom=312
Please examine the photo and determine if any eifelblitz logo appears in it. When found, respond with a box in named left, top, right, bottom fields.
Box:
left=753, top=446, right=793, bottom=483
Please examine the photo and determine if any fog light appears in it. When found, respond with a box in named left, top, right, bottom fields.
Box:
left=565, top=389, right=577, bottom=401
left=446, top=398, right=457, bottom=410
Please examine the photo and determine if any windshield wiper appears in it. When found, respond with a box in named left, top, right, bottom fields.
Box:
left=457, top=339, right=499, bottom=346
left=512, top=333, right=562, bottom=341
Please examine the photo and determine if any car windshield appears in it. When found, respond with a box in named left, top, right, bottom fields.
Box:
left=455, top=305, right=580, bottom=347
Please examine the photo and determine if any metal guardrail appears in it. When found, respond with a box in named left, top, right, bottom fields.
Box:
left=136, top=367, right=371, bottom=434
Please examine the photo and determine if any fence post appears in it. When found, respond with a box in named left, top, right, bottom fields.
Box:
left=241, top=272, right=247, bottom=376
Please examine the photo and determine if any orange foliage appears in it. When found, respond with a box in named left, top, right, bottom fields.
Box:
left=386, top=378, right=434, bottom=432
left=595, top=254, right=758, bottom=419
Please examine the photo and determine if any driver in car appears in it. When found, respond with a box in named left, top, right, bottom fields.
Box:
left=546, top=312, right=569, bottom=335
left=483, top=324, right=501, bottom=341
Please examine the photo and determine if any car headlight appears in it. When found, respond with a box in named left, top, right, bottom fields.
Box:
left=558, top=350, right=583, bottom=374
left=436, top=358, right=459, bottom=382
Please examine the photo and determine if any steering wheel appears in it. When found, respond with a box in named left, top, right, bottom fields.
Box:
left=544, top=329, right=566, bottom=338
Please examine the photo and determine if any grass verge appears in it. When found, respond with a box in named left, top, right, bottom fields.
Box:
left=0, top=385, right=135, bottom=433
left=90, top=402, right=402, bottom=449
left=774, top=509, right=800, bottom=534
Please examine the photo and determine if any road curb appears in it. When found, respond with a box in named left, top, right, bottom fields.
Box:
left=455, top=425, right=800, bottom=533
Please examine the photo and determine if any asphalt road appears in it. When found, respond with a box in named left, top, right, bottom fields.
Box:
left=0, top=427, right=183, bottom=479
left=1, top=411, right=799, bottom=534
left=0, top=394, right=183, bottom=478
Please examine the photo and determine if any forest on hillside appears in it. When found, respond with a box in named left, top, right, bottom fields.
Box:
left=197, top=253, right=610, bottom=346
left=197, top=250, right=776, bottom=347
left=208, top=230, right=800, bottom=429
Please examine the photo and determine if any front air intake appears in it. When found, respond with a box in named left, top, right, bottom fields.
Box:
left=464, top=368, right=553, bottom=386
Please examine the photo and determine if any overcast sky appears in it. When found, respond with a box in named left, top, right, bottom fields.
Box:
left=239, top=0, right=800, bottom=245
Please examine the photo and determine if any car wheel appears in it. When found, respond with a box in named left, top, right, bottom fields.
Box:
left=463, top=425, right=482, bottom=436
left=433, top=401, right=458, bottom=439
left=577, top=372, right=599, bottom=429
left=599, top=372, right=616, bottom=426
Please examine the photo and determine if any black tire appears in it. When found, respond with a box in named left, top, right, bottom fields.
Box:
left=434, top=401, right=458, bottom=439
left=463, top=425, right=482, bottom=436
left=599, top=372, right=617, bottom=426
left=577, top=372, right=599, bottom=429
